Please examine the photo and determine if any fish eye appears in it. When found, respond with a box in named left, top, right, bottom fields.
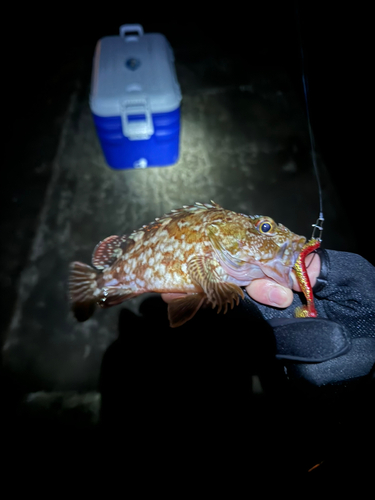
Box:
left=257, top=220, right=274, bottom=234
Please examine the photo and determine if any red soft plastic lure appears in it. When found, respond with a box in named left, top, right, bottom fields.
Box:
left=293, top=238, right=321, bottom=318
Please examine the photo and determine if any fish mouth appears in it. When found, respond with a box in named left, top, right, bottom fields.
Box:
left=214, top=234, right=308, bottom=288
left=276, top=236, right=306, bottom=267
left=261, top=236, right=307, bottom=288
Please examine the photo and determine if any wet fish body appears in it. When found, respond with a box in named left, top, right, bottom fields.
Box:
left=69, top=202, right=307, bottom=327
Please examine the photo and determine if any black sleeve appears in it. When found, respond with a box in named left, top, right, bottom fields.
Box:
left=312, top=249, right=375, bottom=339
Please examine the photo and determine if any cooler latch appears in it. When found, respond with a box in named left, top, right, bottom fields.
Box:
left=119, top=24, right=144, bottom=42
left=120, top=99, right=154, bottom=140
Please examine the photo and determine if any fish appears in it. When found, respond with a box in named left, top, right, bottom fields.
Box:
left=68, top=201, right=311, bottom=327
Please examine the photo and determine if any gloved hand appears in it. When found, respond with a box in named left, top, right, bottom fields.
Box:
left=242, top=249, right=375, bottom=386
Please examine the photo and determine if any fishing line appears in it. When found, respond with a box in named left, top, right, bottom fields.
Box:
left=295, top=3, right=324, bottom=241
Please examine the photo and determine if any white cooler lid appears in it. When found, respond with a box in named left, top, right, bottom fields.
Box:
left=90, top=24, right=182, bottom=117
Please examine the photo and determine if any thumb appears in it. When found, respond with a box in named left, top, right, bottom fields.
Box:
left=246, top=280, right=294, bottom=308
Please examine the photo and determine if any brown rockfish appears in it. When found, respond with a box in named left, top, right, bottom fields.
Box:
left=69, top=201, right=308, bottom=327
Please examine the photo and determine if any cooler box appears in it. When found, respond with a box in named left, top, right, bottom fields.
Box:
left=90, top=24, right=182, bottom=169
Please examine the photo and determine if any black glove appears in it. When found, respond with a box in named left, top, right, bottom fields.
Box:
left=241, top=249, right=375, bottom=386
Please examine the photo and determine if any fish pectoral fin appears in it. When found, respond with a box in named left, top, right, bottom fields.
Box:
left=99, top=287, right=139, bottom=308
left=92, top=235, right=134, bottom=270
left=168, top=293, right=206, bottom=328
left=187, top=256, right=244, bottom=314
left=207, top=282, right=244, bottom=314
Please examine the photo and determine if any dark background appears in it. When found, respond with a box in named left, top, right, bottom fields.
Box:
left=4, top=4, right=372, bottom=339
left=2, top=3, right=372, bottom=480
left=6, top=4, right=372, bottom=283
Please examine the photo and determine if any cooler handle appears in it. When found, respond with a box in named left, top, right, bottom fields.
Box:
left=119, top=24, right=144, bottom=41
left=121, top=99, right=154, bottom=140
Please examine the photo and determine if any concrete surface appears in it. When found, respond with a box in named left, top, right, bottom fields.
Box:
left=3, top=57, right=353, bottom=393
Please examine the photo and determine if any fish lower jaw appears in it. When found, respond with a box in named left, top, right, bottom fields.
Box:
left=260, top=264, right=294, bottom=288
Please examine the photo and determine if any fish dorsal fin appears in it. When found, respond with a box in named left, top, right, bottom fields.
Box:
left=187, top=256, right=244, bottom=313
left=92, top=235, right=128, bottom=269
left=167, top=293, right=206, bottom=328
left=162, top=201, right=224, bottom=219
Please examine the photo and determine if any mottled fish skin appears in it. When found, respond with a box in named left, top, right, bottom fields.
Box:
left=69, top=202, right=307, bottom=327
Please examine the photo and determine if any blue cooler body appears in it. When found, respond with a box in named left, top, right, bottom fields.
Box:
left=90, top=24, right=182, bottom=169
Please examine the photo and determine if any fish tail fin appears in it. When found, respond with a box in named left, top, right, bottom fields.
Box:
left=68, top=262, right=99, bottom=322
